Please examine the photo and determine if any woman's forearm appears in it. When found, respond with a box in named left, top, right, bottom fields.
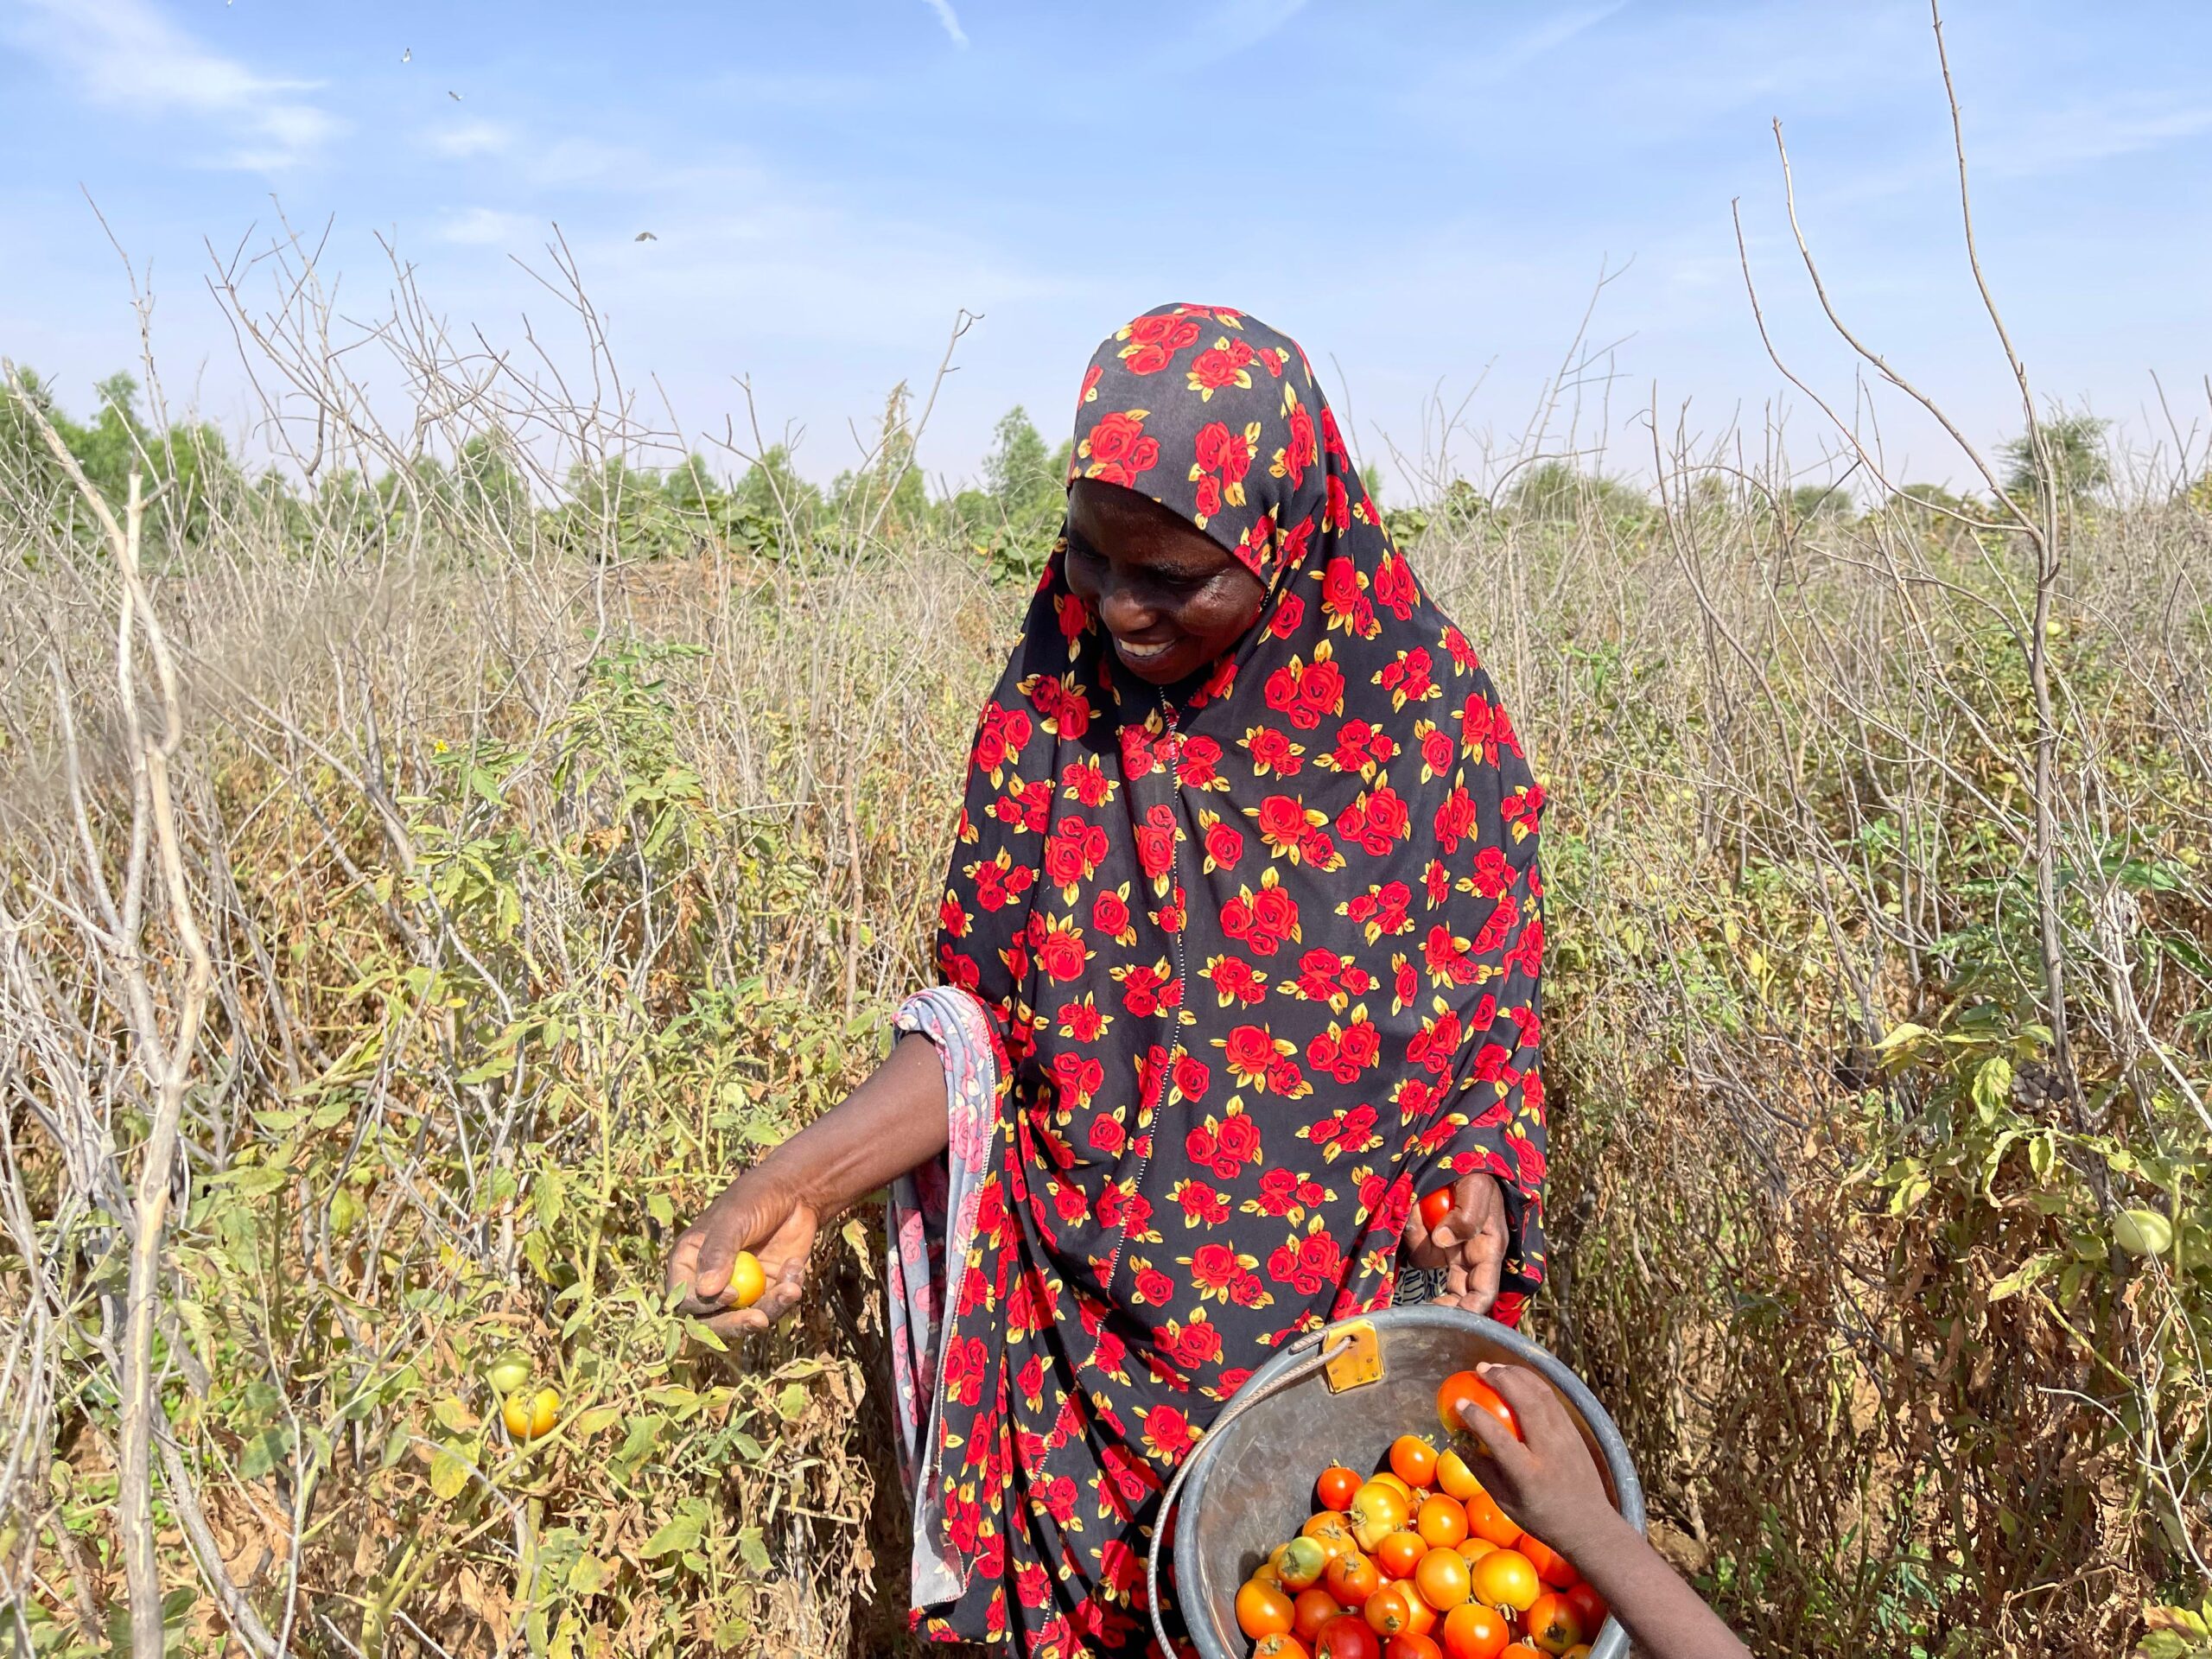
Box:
left=1554, top=1510, right=1753, bottom=1659
left=758, top=1033, right=951, bottom=1216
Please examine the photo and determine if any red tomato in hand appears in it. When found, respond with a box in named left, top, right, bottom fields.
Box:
left=1419, top=1186, right=1454, bottom=1231
left=1437, top=1370, right=1522, bottom=1442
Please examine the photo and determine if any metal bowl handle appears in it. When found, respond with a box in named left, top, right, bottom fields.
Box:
left=1145, top=1329, right=1357, bottom=1659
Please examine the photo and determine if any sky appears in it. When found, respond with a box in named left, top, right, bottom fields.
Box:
left=4, top=0, right=2210, bottom=499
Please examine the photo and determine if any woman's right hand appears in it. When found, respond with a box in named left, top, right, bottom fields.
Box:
left=665, top=1166, right=817, bottom=1339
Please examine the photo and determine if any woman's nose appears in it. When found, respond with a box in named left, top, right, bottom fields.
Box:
left=1097, top=577, right=1158, bottom=639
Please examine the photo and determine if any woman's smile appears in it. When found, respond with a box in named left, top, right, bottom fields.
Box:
left=1062, top=478, right=1267, bottom=686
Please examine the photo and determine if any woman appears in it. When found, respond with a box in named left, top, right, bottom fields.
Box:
left=668, top=304, right=1548, bottom=1656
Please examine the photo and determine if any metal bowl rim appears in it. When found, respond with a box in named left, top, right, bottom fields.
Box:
left=1173, top=1306, right=1643, bottom=1659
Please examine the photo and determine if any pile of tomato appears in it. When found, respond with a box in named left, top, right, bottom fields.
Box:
left=1226, top=1370, right=1608, bottom=1659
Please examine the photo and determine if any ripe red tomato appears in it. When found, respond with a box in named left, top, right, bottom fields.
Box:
left=1418, top=1186, right=1454, bottom=1230
left=1363, top=1586, right=1421, bottom=1638
left=1523, top=1590, right=1583, bottom=1655
left=1514, top=1533, right=1578, bottom=1590
left=1389, top=1434, right=1440, bottom=1489
left=1437, top=1370, right=1522, bottom=1443
left=1376, top=1530, right=1427, bottom=1581
left=1325, top=1549, right=1381, bottom=1608
left=1385, top=1635, right=1445, bottom=1659
left=1440, top=1601, right=1510, bottom=1659
left=1317, top=1612, right=1383, bottom=1659
left=1562, top=1580, right=1608, bottom=1635
left=1318, top=1465, right=1363, bottom=1512
left=1295, top=1586, right=1347, bottom=1642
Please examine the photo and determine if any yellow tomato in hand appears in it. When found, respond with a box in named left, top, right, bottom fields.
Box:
left=728, top=1250, right=768, bottom=1309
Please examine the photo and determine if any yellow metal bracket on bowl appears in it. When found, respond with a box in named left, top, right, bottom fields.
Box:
left=1320, top=1318, right=1382, bottom=1392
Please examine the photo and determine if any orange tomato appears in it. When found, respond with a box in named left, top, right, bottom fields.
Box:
left=1304, top=1512, right=1358, bottom=1560
left=1563, top=1581, right=1608, bottom=1636
left=1295, top=1586, right=1347, bottom=1642
left=1372, top=1471, right=1415, bottom=1503
left=1455, top=1538, right=1498, bottom=1568
left=1255, top=1638, right=1312, bottom=1659
left=1414, top=1546, right=1472, bottom=1611
left=1440, top=1600, right=1511, bottom=1659
left=1318, top=1465, right=1363, bottom=1512
left=1499, top=1647, right=1545, bottom=1659
left=1436, top=1448, right=1484, bottom=1502
left=500, top=1389, right=537, bottom=1440
left=1325, top=1548, right=1381, bottom=1608
left=1471, top=1548, right=1541, bottom=1614
left=1523, top=1590, right=1583, bottom=1655
left=1465, top=1489, right=1523, bottom=1548
left=1364, top=1586, right=1421, bottom=1638
left=1239, top=1579, right=1297, bottom=1640
left=1316, top=1614, right=1383, bottom=1659
left=1389, top=1434, right=1440, bottom=1489
left=1400, top=1594, right=1436, bottom=1638
left=1418, top=1186, right=1454, bottom=1230
left=727, top=1250, right=766, bottom=1309
left=1376, top=1530, right=1427, bottom=1580
left=1386, top=1635, right=1444, bottom=1659
left=1436, top=1370, right=1522, bottom=1443
left=1351, top=1482, right=1411, bottom=1551
left=1279, top=1536, right=1331, bottom=1592
left=1416, top=1494, right=1469, bottom=1549
left=1515, top=1533, right=1578, bottom=1590
left=1256, top=1561, right=1282, bottom=1586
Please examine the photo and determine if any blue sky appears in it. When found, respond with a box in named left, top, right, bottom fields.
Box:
left=5, top=0, right=2209, bottom=497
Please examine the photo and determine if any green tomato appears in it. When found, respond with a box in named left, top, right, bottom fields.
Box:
left=2113, top=1208, right=2174, bottom=1258
left=486, top=1353, right=533, bottom=1395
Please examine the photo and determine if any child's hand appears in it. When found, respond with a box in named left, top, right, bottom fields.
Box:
left=1455, top=1363, right=1756, bottom=1659
left=1452, top=1362, right=1620, bottom=1557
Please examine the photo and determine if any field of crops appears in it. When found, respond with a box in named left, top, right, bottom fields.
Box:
left=3, top=274, right=2209, bottom=1659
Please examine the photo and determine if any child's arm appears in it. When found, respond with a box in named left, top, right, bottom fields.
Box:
left=1454, top=1363, right=1754, bottom=1659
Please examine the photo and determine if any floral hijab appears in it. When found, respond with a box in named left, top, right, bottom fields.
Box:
left=914, top=304, right=1548, bottom=1656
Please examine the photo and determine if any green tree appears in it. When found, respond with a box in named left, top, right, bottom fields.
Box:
left=1999, top=410, right=2109, bottom=517
left=1503, top=459, right=1647, bottom=524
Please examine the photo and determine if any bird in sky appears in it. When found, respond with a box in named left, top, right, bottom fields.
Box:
left=635, top=232, right=658, bottom=242
left=402, top=47, right=412, bottom=63
left=448, top=89, right=463, bottom=101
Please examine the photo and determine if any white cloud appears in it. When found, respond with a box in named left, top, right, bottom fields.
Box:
left=1980, top=96, right=2212, bottom=177
left=6, top=0, right=340, bottom=169
left=923, top=0, right=969, bottom=48
left=437, top=207, right=535, bottom=246
left=427, top=118, right=515, bottom=159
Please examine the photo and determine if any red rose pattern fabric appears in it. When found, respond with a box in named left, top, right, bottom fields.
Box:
left=918, top=303, right=1548, bottom=1656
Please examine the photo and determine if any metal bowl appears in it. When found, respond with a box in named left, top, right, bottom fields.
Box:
left=1173, top=1307, right=1643, bottom=1659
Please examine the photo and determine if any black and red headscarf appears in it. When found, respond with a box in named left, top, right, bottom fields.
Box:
left=916, top=304, right=1548, bottom=1656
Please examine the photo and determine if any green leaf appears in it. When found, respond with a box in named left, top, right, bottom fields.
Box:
left=566, top=1554, right=615, bottom=1594
left=431, top=1395, right=478, bottom=1434
left=775, top=1382, right=809, bottom=1421
left=641, top=1499, right=708, bottom=1559
left=429, top=1442, right=474, bottom=1501
left=738, top=1524, right=772, bottom=1575
left=1972, top=1056, right=2013, bottom=1123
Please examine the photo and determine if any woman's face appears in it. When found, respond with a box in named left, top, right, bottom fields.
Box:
left=1063, top=479, right=1267, bottom=686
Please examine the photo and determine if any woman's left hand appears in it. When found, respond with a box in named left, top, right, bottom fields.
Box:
left=1401, top=1173, right=1510, bottom=1314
